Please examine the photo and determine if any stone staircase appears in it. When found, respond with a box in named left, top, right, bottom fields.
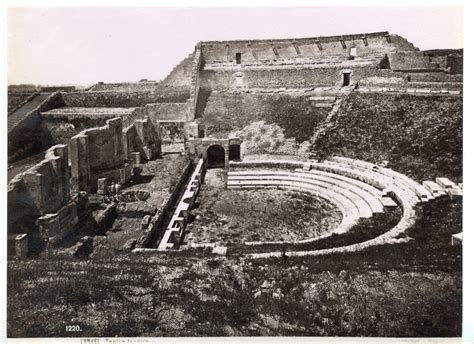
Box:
left=310, top=85, right=355, bottom=143
left=8, top=93, right=51, bottom=132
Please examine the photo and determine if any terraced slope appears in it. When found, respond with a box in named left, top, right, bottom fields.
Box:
left=310, top=92, right=462, bottom=181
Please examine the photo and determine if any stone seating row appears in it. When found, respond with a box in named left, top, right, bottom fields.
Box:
left=229, top=170, right=384, bottom=214
left=158, top=159, right=204, bottom=251
left=228, top=179, right=358, bottom=237
left=229, top=175, right=372, bottom=218
left=246, top=175, right=417, bottom=259
left=357, top=87, right=461, bottom=95
left=330, top=156, right=433, bottom=202
left=295, top=168, right=384, bottom=203
left=228, top=158, right=418, bottom=259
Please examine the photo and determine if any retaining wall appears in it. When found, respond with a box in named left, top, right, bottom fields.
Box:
left=158, top=159, right=205, bottom=250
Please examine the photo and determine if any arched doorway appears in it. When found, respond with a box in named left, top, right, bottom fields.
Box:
left=206, top=145, right=225, bottom=168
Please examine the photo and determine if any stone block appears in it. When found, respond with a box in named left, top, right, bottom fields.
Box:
left=15, top=234, right=29, bottom=258
left=68, top=236, right=93, bottom=257
left=447, top=188, right=463, bottom=201
left=422, top=181, right=445, bottom=197
left=436, top=177, right=456, bottom=189
left=212, top=246, right=228, bottom=256
left=116, top=201, right=156, bottom=218
left=97, top=178, right=108, bottom=195
left=141, top=215, right=151, bottom=229
left=122, top=239, right=137, bottom=251
left=131, top=151, right=141, bottom=165
left=381, top=197, right=398, bottom=207
left=119, top=162, right=133, bottom=184
left=37, top=202, right=78, bottom=240
left=451, top=232, right=462, bottom=246
left=93, top=203, right=117, bottom=231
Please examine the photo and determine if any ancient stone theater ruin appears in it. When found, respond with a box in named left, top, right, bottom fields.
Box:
left=7, top=31, right=463, bottom=259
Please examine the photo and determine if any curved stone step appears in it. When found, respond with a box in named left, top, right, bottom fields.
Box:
left=228, top=180, right=358, bottom=235
left=229, top=171, right=381, bottom=215
left=228, top=174, right=371, bottom=218
left=292, top=171, right=384, bottom=213
left=330, top=156, right=432, bottom=202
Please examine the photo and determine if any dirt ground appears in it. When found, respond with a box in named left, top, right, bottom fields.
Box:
left=186, top=169, right=342, bottom=246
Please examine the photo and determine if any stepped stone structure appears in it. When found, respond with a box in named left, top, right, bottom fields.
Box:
left=7, top=31, right=463, bottom=257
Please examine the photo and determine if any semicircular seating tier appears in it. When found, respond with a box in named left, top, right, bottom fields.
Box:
left=228, top=156, right=435, bottom=258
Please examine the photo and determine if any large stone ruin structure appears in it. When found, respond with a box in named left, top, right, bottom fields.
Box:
left=7, top=31, right=463, bottom=257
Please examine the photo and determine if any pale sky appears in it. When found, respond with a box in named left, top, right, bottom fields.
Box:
left=7, top=7, right=463, bottom=86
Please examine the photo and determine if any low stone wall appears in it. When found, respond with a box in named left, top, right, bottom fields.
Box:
left=138, top=101, right=192, bottom=122
left=37, top=202, right=78, bottom=242
left=62, top=88, right=190, bottom=107
left=158, top=159, right=205, bottom=250
left=139, top=160, right=194, bottom=248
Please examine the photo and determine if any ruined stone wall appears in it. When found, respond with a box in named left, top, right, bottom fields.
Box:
left=447, top=55, right=463, bottom=74
left=89, top=82, right=162, bottom=92
left=124, top=116, right=161, bottom=160
left=200, top=92, right=331, bottom=142
left=69, top=116, right=161, bottom=192
left=200, top=65, right=392, bottom=89
left=62, top=88, right=190, bottom=107
left=39, top=113, right=118, bottom=145
left=200, top=32, right=416, bottom=63
left=138, top=101, right=191, bottom=122
left=69, top=118, right=129, bottom=192
left=388, top=52, right=438, bottom=71
left=8, top=145, right=71, bottom=230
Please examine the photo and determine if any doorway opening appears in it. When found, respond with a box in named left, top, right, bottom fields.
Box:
left=236, top=53, right=242, bottom=65
left=343, top=73, right=351, bottom=87
left=206, top=145, right=225, bottom=168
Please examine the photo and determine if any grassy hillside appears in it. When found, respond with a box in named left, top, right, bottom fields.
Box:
left=310, top=92, right=462, bottom=182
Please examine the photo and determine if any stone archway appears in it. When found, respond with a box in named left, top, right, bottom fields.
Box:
left=206, top=145, right=226, bottom=168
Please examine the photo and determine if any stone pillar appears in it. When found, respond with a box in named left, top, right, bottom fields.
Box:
left=131, top=152, right=141, bottom=165
left=97, top=178, right=108, bottom=195
left=22, top=172, right=45, bottom=215
left=186, top=122, right=200, bottom=139
left=69, top=134, right=91, bottom=192
left=54, top=144, right=70, bottom=204
left=15, top=234, right=29, bottom=258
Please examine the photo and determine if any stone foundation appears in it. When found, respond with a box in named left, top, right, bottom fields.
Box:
left=37, top=202, right=78, bottom=240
